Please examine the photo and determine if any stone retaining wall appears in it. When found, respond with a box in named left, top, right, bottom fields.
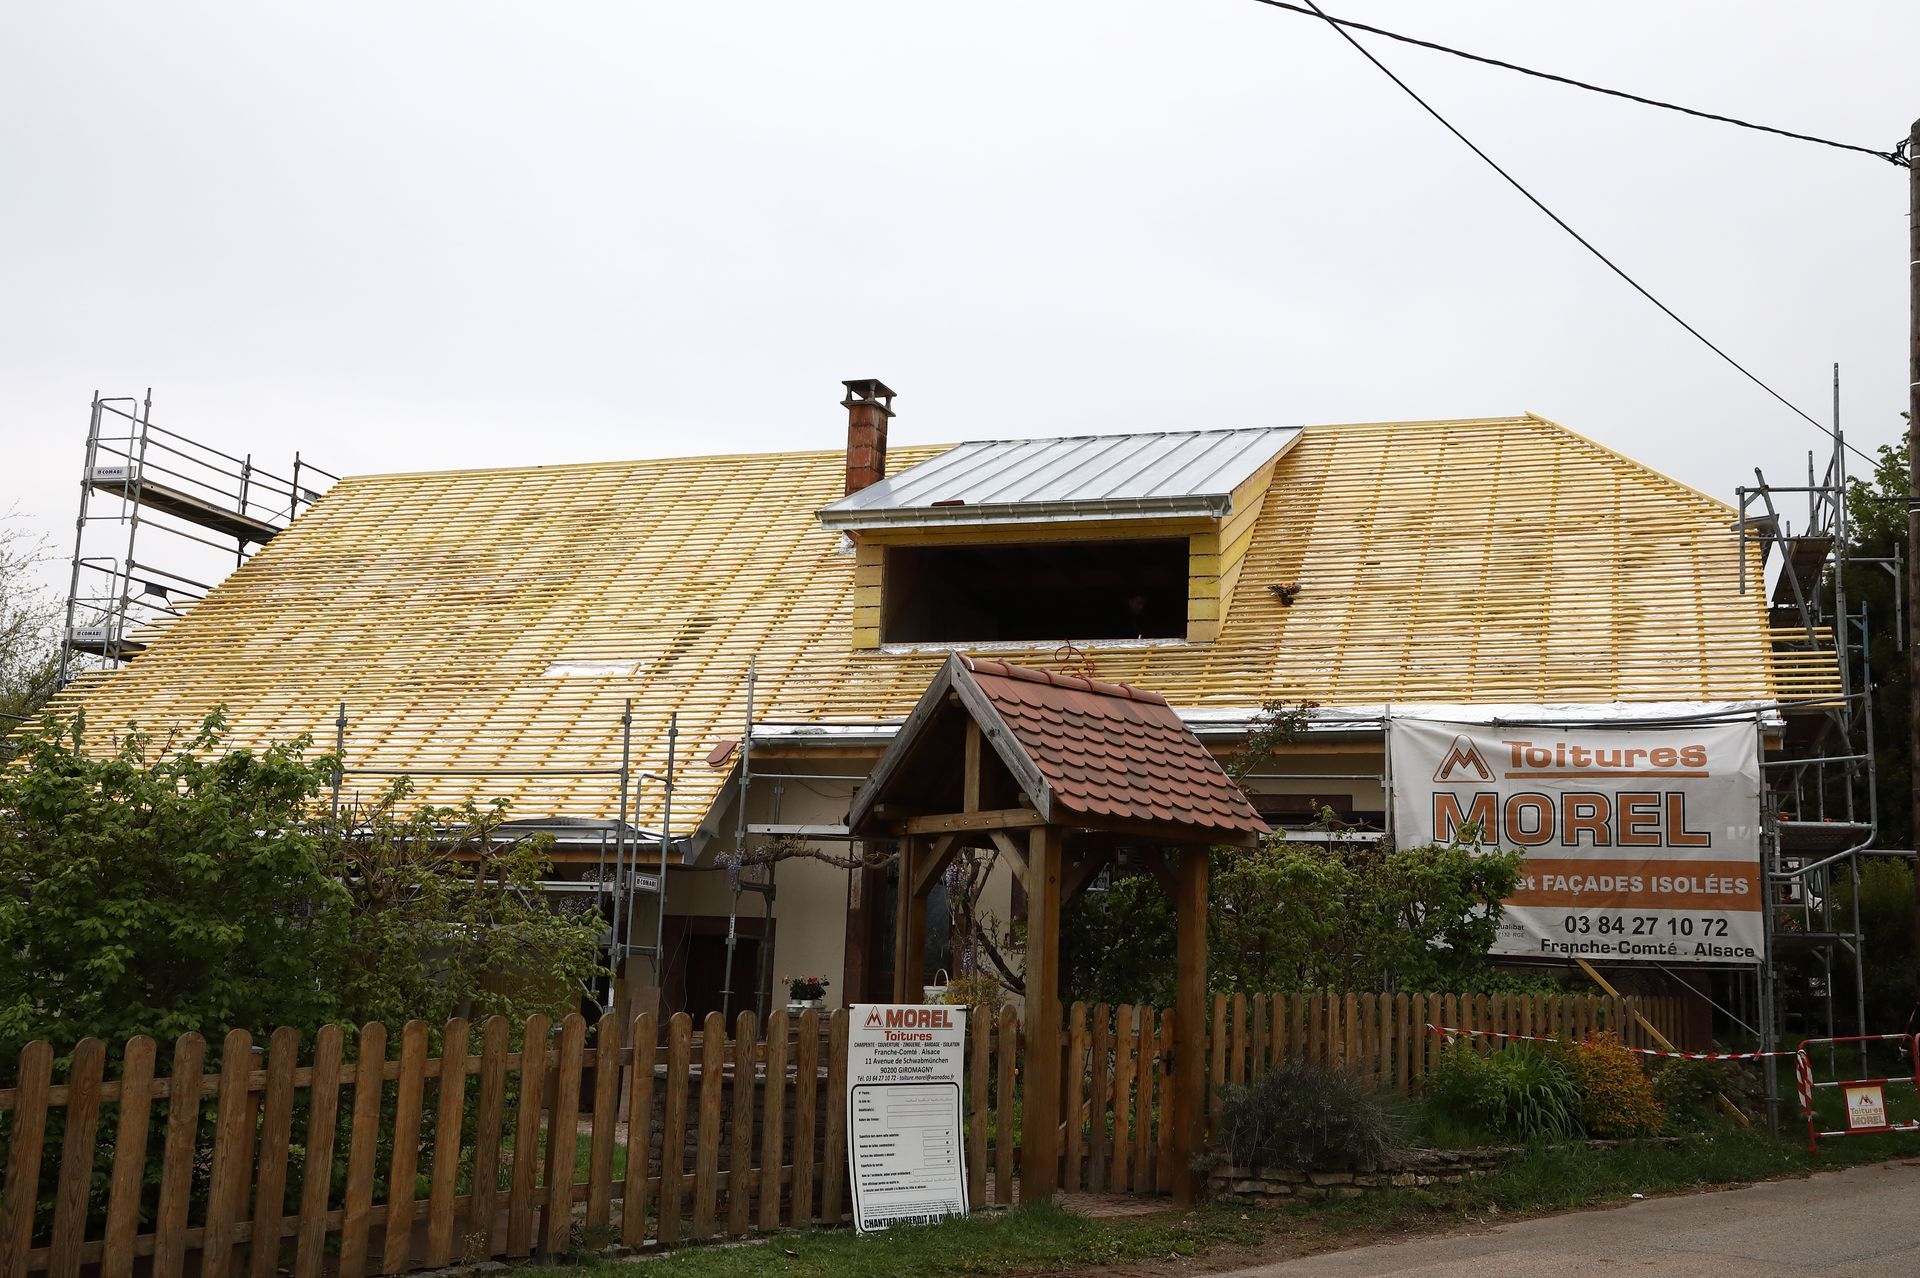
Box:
left=1208, top=1138, right=1680, bottom=1205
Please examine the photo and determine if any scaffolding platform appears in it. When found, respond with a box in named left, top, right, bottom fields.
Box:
left=1778, top=821, right=1874, bottom=856
left=1772, top=535, right=1835, bottom=605
left=86, top=467, right=282, bottom=545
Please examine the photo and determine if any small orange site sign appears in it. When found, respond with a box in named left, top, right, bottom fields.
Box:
left=1844, top=1084, right=1889, bottom=1131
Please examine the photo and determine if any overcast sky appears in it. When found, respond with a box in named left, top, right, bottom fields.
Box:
left=2, top=2, right=1912, bottom=602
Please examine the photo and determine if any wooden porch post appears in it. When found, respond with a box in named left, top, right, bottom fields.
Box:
left=1171, top=843, right=1209, bottom=1206
left=1020, top=825, right=1064, bottom=1199
left=892, top=835, right=928, bottom=1002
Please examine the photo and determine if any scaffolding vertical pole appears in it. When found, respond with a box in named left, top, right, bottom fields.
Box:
left=108, top=391, right=153, bottom=667
left=1759, top=725, right=1780, bottom=1131
left=613, top=779, right=638, bottom=1008
left=608, top=699, right=633, bottom=1015
left=721, top=663, right=755, bottom=1021
left=1906, top=113, right=1920, bottom=990
left=330, top=702, right=346, bottom=825
left=657, top=712, right=676, bottom=989
left=59, top=394, right=105, bottom=689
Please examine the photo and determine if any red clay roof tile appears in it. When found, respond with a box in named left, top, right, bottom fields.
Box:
left=959, top=657, right=1268, bottom=838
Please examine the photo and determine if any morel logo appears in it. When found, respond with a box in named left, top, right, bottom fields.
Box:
left=864, top=1007, right=886, bottom=1028
left=1433, top=734, right=1494, bottom=783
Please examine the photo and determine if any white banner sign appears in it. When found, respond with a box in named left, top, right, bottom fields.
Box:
left=847, top=1004, right=969, bottom=1233
left=1389, top=719, right=1763, bottom=965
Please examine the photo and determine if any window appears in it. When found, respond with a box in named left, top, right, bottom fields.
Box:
left=882, top=538, right=1189, bottom=644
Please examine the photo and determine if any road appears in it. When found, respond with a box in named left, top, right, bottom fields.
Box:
left=1225, top=1160, right=1920, bottom=1278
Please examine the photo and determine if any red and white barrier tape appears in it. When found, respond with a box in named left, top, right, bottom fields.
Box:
left=1424, top=1023, right=1794, bottom=1061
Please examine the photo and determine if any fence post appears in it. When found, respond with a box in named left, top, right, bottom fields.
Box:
left=384, top=1020, right=431, bottom=1271
left=47, top=1038, right=106, bottom=1278
left=759, top=1010, right=789, bottom=1234
left=0, top=1041, right=54, bottom=1278
left=623, top=1012, right=660, bottom=1248
left=728, top=1011, right=758, bottom=1236
left=454, top=1017, right=503, bottom=1264
left=248, top=1027, right=300, bottom=1278
left=423, top=1018, right=472, bottom=1268
left=201, top=1028, right=257, bottom=1278
left=821, top=1009, right=851, bottom=1222
left=788, top=1010, right=818, bottom=1229
left=102, top=1035, right=158, bottom=1278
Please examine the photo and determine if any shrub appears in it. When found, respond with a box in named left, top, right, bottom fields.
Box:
left=1422, top=1040, right=1583, bottom=1143
left=1212, top=1059, right=1407, bottom=1171
left=1651, top=1056, right=1723, bottom=1130
left=1566, top=1032, right=1664, bottom=1137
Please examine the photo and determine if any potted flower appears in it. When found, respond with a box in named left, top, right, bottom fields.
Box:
left=786, top=975, right=829, bottom=1012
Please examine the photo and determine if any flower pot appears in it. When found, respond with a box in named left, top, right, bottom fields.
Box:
left=787, top=997, right=825, bottom=1013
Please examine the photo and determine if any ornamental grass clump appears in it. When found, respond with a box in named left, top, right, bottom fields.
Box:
left=1567, top=1031, right=1664, bottom=1137
left=1212, top=1059, right=1408, bottom=1171
left=1422, top=1040, right=1584, bottom=1143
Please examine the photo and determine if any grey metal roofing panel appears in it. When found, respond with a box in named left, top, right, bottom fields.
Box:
left=817, top=426, right=1300, bottom=529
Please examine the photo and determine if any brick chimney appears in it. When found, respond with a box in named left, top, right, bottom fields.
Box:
left=841, top=379, right=895, bottom=496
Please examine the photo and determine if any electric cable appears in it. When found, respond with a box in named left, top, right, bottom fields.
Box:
left=1292, top=0, right=1880, bottom=470
left=1248, top=0, right=1907, bottom=167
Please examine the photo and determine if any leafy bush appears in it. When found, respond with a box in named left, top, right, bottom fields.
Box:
left=1212, top=1059, right=1407, bottom=1171
left=0, top=712, right=602, bottom=1056
left=1651, top=1056, right=1724, bottom=1130
left=1422, top=1041, right=1583, bottom=1143
left=1065, top=836, right=1527, bottom=1005
left=1566, top=1032, right=1664, bottom=1137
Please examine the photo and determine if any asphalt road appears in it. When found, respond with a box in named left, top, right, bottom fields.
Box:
left=1228, top=1160, right=1920, bottom=1278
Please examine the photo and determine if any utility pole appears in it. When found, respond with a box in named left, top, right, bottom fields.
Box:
left=1908, top=116, right=1920, bottom=989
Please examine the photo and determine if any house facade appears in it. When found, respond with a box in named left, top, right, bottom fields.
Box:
left=44, top=381, right=1833, bottom=1022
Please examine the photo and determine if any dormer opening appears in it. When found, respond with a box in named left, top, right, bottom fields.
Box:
left=881, top=537, right=1189, bottom=644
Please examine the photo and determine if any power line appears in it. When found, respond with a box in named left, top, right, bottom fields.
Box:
left=1289, top=0, right=1880, bottom=471
left=1249, top=0, right=1907, bottom=168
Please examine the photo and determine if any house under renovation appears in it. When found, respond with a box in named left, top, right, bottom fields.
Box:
left=44, top=381, right=1863, bottom=1037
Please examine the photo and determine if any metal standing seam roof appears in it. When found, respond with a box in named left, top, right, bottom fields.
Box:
left=37, top=415, right=1831, bottom=833
left=816, top=426, right=1301, bottom=529
left=959, top=657, right=1270, bottom=836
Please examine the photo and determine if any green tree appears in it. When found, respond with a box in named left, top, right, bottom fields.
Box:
left=0, top=712, right=602, bottom=1058
left=1839, top=438, right=1910, bottom=851
left=0, top=713, right=348, bottom=1056
left=1064, top=832, right=1527, bottom=1006
left=0, top=518, right=58, bottom=753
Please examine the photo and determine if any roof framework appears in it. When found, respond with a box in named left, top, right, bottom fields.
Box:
left=39, top=414, right=1833, bottom=831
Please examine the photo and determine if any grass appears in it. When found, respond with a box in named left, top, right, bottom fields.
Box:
left=513, top=1122, right=1916, bottom=1278
left=519, top=1200, right=1269, bottom=1278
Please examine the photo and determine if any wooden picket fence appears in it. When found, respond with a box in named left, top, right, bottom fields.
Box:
left=1205, top=990, right=1694, bottom=1115
left=0, top=989, right=1694, bottom=1275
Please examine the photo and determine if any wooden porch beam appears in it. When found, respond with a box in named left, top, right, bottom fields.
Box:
left=909, top=833, right=960, bottom=903
left=899, top=807, right=1045, bottom=835
left=988, top=830, right=1027, bottom=886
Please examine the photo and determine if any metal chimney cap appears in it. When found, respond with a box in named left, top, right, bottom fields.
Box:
left=841, top=378, right=896, bottom=402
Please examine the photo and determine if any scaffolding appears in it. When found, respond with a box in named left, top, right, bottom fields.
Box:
left=59, top=391, right=337, bottom=686
left=1736, top=367, right=1903, bottom=1101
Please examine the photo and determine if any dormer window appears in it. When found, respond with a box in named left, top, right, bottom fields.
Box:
left=818, top=426, right=1300, bottom=651
left=882, top=537, right=1189, bottom=644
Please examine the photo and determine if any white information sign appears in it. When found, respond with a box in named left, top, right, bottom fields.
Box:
left=847, top=1004, right=969, bottom=1233
left=1390, top=718, right=1763, bottom=965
